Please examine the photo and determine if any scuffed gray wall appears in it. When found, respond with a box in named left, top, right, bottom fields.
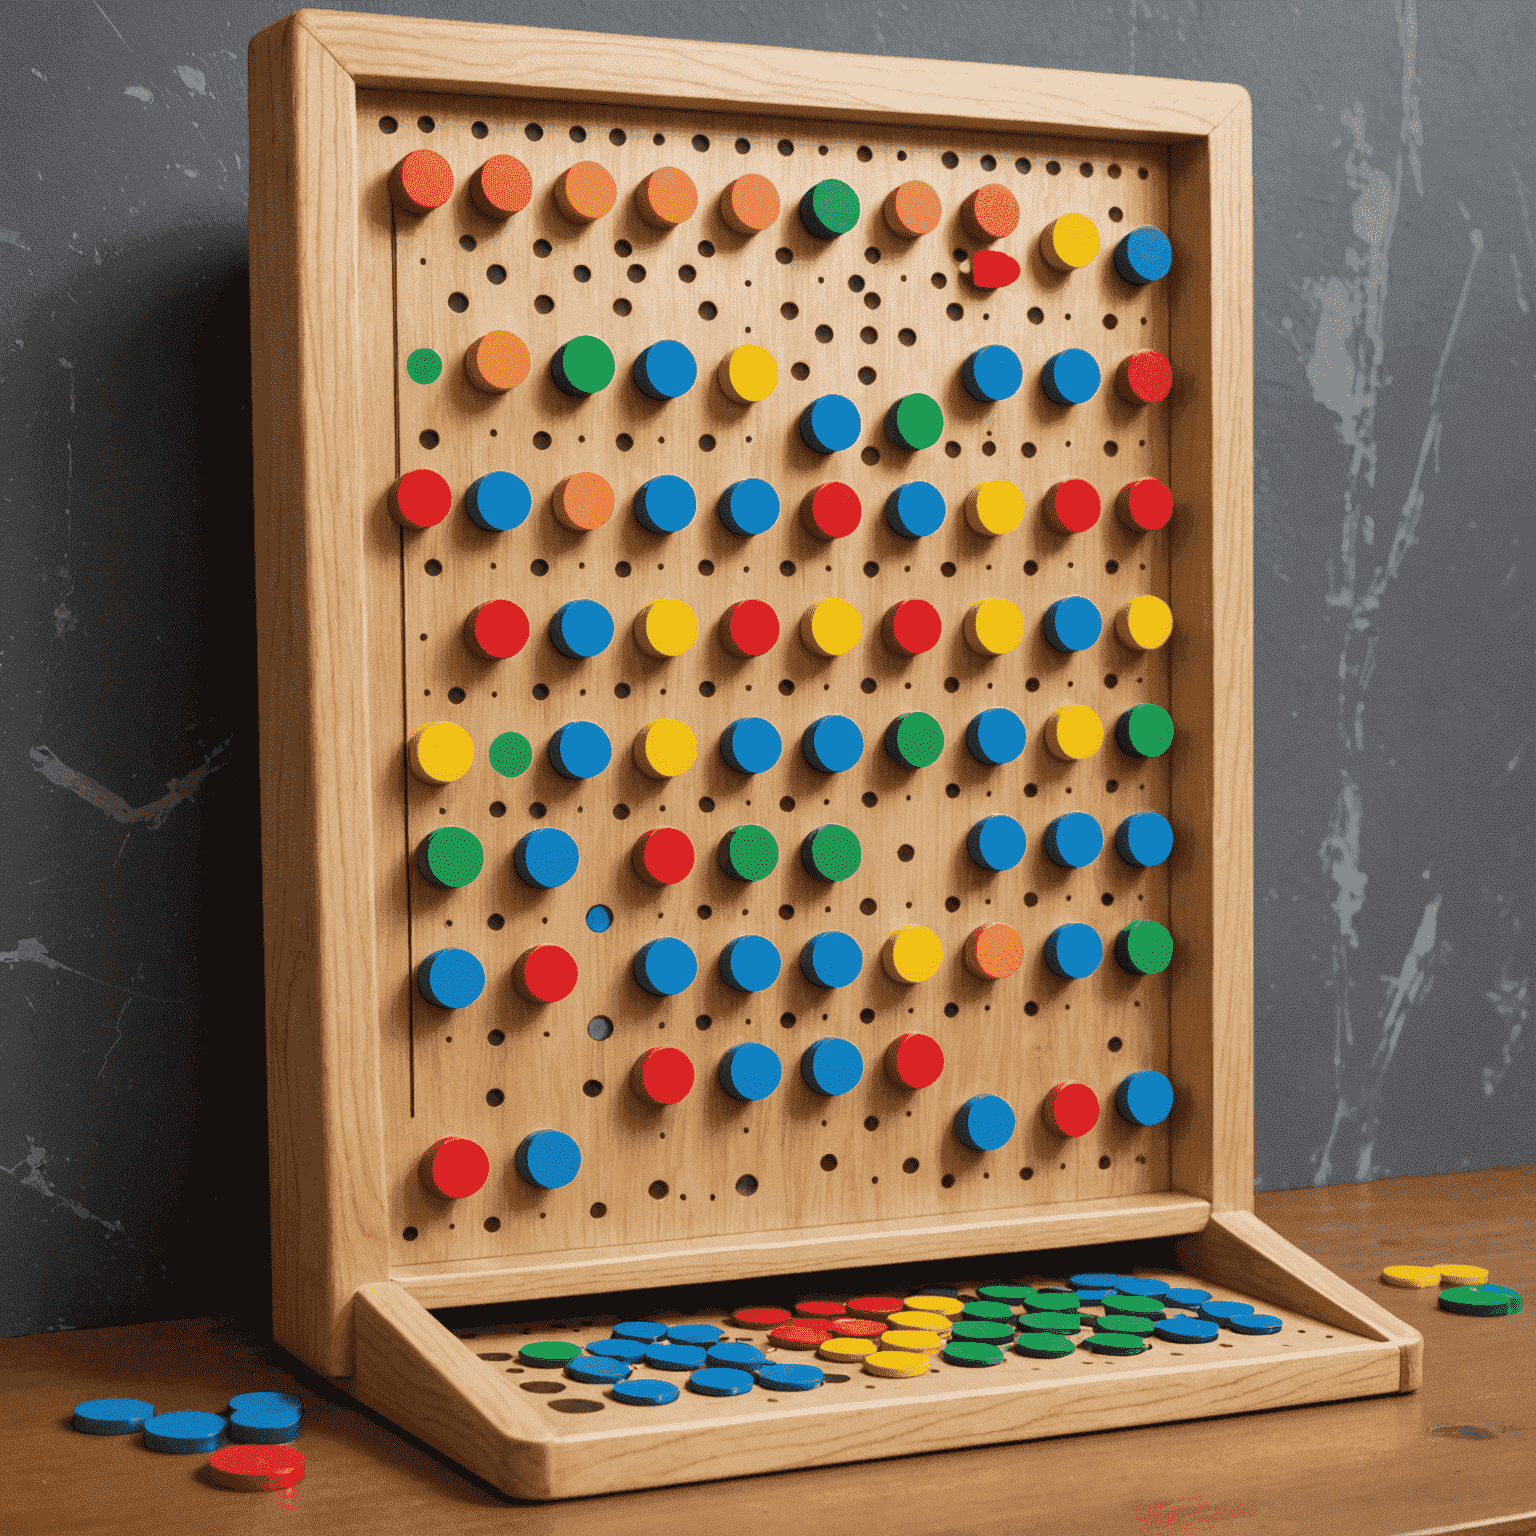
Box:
left=1, top=1, right=1530, bottom=1339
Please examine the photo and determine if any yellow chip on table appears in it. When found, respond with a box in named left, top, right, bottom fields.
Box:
left=862, top=1350, right=931, bottom=1379
left=887, top=1310, right=952, bottom=1336
left=879, top=1329, right=945, bottom=1355
left=1380, top=1265, right=1440, bottom=1289
left=817, top=1337, right=879, bottom=1362
left=903, top=1294, right=965, bottom=1318
left=1433, top=1263, right=1490, bottom=1286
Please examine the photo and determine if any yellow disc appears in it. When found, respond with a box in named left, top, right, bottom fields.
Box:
left=964, top=479, right=1025, bottom=536
left=1042, top=211, right=1101, bottom=270
left=903, top=1294, right=965, bottom=1318
left=963, top=598, right=1025, bottom=657
left=888, top=1311, right=952, bottom=1337
left=800, top=597, right=863, bottom=658
left=717, top=344, right=779, bottom=404
left=1044, top=705, right=1105, bottom=761
left=817, top=1337, right=879, bottom=1361
left=408, top=721, right=474, bottom=785
left=634, top=598, right=699, bottom=658
left=1115, top=594, right=1173, bottom=651
left=881, top=925, right=943, bottom=984
left=862, top=1350, right=931, bottom=1378
left=1433, top=1263, right=1490, bottom=1285
left=878, top=1329, right=945, bottom=1355
left=633, top=718, right=698, bottom=779
left=1380, top=1265, right=1441, bottom=1289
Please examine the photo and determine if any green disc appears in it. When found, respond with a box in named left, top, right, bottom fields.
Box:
left=1021, top=1291, right=1080, bottom=1313
left=804, top=179, right=860, bottom=237
left=420, top=826, right=485, bottom=889
left=951, top=1319, right=1015, bottom=1344
left=887, top=711, right=945, bottom=769
left=1019, top=1313, right=1088, bottom=1334
left=961, top=1301, right=1016, bottom=1323
left=1119, top=920, right=1173, bottom=976
left=488, top=731, right=533, bottom=778
left=1485, top=1285, right=1523, bottom=1314
left=1090, top=1314, right=1155, bottom=1336
left=1015, top=1332, right=1076, bottom=1359
left=406, top=347, right=443, bottom=384
left=888, top=393, right=945, bottom=451
left=803, top=824, right=861, bottom=882
left=554, top=334, right=616, bottom=396
left=1085, top=1331, right=1147, bottom=1356
left=721, top=824, right=779, bottom=882
left=519, top=1339, right=583, bottom=1366
left=1120, top=703, right=1175, bottom=760
left=1439, top=1285, right=1518, bottom=1316
left=977, top=1284, right=1032, bottom=1303
left=943, top=1339, right=1004, bottom=1368
left=1101, top=1294, right=1165, bottom=1319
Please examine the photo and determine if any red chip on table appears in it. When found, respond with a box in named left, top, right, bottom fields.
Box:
left=884, top=1031, right=945, bottom=1091
left=827, top=1317, right=888, bottom=1338
left=1045, top=1080, right=1102, bottom=1138
left=422, top=1135, right=491, bottom=1199
left=801, top=482, right=862, bottom=540
left=731, top=1305, right=793, bottom=1330
left=389, top=468, right=452, bottom=529
left=968, top=249, right=1021, bottom=289
left=630, top=1046, right=696, bottom=1106
left=1116, top=350, right=1173, bottom=405
left=389, top=148, right=454, bottom=214
left=1117, top=476, right=1174, bottom=532
left=881, top=599, right=942, bottom=657
left=513, top=944, right=579, bottom=1004
left=632, top=827, right=696, bottom=886
left=769, top=1322, right=834, bottom=1349
left=1043, top=478, right=1102, bottom=534
left=720, top=599, right=780, bottom=658
left=463, top=599, right=530, bottom=660
left=207, top=1444, right=307, bottom=1491
left=794, top=1299, right=847, bottom=1319
left=846, top=1296, right=906, bottom=1319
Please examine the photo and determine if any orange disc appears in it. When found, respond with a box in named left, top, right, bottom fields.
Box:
left=965, top=922, right=1024, bottom=980
left=552, top=472, right=615, bottom=531
left=883, top=181, right=942, bottom=238
left=464, top=331, right=530, bottom=393
left=389, top=149, right=454, bottom=214
left=637, top=167, right=699, bottom=228
left=555, top=160, right=617, bottom=223
left=720, top=174, right=781, bottom=234
left=470, top=154, right=532, bottom=217
left=962, top=185, right=1020, bottom=241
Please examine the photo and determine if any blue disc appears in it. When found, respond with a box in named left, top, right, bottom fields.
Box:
left=465, top=470, right=531, bottom=532
left=417, top=947, right=486, bottom=1008
left=586, top=904, right=613, bottom=933
left=72, top=1398, right=156, bottom=1435
left=668, top=1323, right=724, bottom=1346
left=1044, top=923, right=1104, bottom=980
left=1225, top=1313, right=1283, bottom=1335
left=687, top=1367, right=755, bottom=1397
left=549, top=599, right=615, bottom=659
left=885, top=481, right=947, bottom=538
left=799, top=931, right=863, bottom=988
left=566, top=1355, right=631, bottom=1384
left=644, top=1342, right=707, bottom=1371
left=228, top=1392, right=302, bottom=1419
left=801, top=1036, right=864, bottom=1096
left=1116, top=1070, right=1174, bottom=1127
left=1073, top=1289, right=1116, bottom=1303
left=1041, top=348, right=1102, bottom=406
left=515, top=1129, right=582, bottom=1190
left=707, top=1342, right=768, bottom=1368
left=755, top=1363, right=823, bottom=1391
left=548, top=720, right=613, bottom=781
left=513, top=828, right=579, bottom=889
left=588, top=1337, right=648, bottom=1361
left=143, top=1410, right=227, bottom=1454
left=961, top=345, right=1024, bottom=403
left=718, top=478, right=781, bottom=535
left=613, top=1378, right=680, bottom=1406
left=228, top=1406, right=301, bottom=1444
left=633, top=474, right=697, bottom=533
left=1116, top=812, right=1174, bottom=869
left=1108, top=1277, right=1171, bottom=1298
left=633, top=936, right=698, bottom=996
left=799, top=395, right=862, bottom=455
left=1043, top=595, right=1104, bottom=653
left=966, top=708, right=1026, bottom=766
left=1044, top=812, right=1105, bottom=869
left=802, top=715, right=864, bottom=774
left=1163, top=1287, right=1212, bottom=1310
left=611, top=1320, right=668, bottom=1343
left=966, top=815, right=1027, bottom=873
left=1154, top=1314, right=1219, bottom=1344
left=633, top=339, right=698, bottom=400
left=955, top=1093, right=1016, bottom=1152
left=1114, top=226, right=1173, bottom=286
left=721, top=716, right=783, bottom=775
left=1069, top=1273, right=1122, bottom=1290
left=720, top=935, right=782, bottom=993
left=718, top=1041, right=783, bottom=1102
left=1198, top=1300, right=1256, bottom=1323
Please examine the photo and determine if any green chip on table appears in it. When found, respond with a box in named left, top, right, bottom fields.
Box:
left=1021, top=1291, right=1081, bottom=1313
left=519, top=1340, right=583, bottom=1366
left=951, top=1319, right=1015, bottom=1344
left=1085, top=1331, right=1147, bottom=1356
left=1014, top=1332, right=1076, bottom=1359
left=977, top=1284, right=1032, bottom=1303
left=1019, top=1312, right=1088, bottom=1334
left=1101, top=1294, right=1166, bottom=1319
left=489, top=731, right=533, bottom=778
left=943, top=1339, right=1004, bottom=1367
left=1440, top=1285, right=1521, bottom=1317
left=962, top=1301, right=1016, bottom=1323
left=1090, top=1314, right=1154, bottom=1336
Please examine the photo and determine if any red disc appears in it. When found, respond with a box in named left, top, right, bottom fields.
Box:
left=804, top=482, right=862, bottom=539
left=466, top=599, right=530, bottom=659
left=208, top=1444, right=307, bottom=1491
left=847, top=1295, right=906, bottom=1319
left=1045, top=478, right=1102, bottom=534
left=969, top=250, right=1021, bottom=289
left=722, top=599, right=780, bottom=658
left=1046, top=1080, right=1101, bottom=1137
left=1119, top=350, right=1173, bottom=404
left=884, top=1032, right=945, bottom=1090
left=423, top=1135, right=490, bottom=1199
left=1118, top=476, right=1173, bottom=531
left=390, top=149, right=454, bottom=213
left=827, top=1316, right=887, bottom=1338
left=471, top=154, right=533, bottom=217
left=390, top=468, right=452, bottom=529
left=731, top=1305, right=793, bottom=1329
left=632, top=1046, right=696, bottom=1106
left=514, top=944, right=578, bottom=1003
left=634, top=827, right=695, bottom=886
left=794, top=1299, right=847, bottom=1319
left=769, top=1322, right=834, bottom=1349
left=885, top=599, right=943, bottom=657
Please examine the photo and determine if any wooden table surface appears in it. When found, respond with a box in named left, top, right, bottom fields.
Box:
left=8, top=1167, right=1533, bottom=1536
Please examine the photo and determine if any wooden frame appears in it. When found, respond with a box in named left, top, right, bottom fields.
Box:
left=249, top=9, right=1418, bottom=1498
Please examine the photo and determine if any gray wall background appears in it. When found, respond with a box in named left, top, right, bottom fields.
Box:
left=1, top=1, right=1530, bottom=1339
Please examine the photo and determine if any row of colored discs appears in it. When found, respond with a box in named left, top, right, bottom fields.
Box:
left=394, top=466, right=1175, bottom=537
